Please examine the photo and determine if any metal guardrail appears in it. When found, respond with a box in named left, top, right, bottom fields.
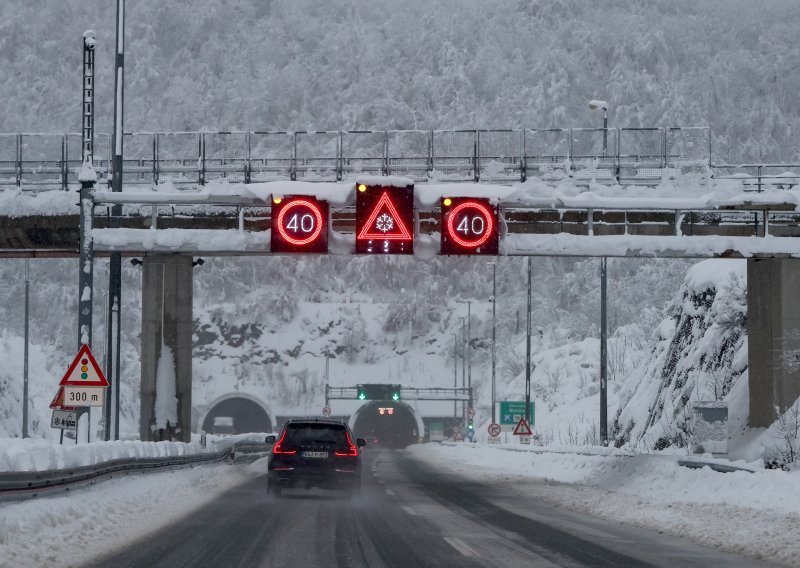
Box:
left=0, top=128, right=717, bottom=190
left=0, top=440, right=271, bottom=502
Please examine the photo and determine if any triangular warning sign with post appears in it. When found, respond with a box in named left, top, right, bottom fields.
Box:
left=49, top=387, right=76, bottom=411
left=513, top=417, right=533, bottom=436
left=59, top=344, right=109, bottom=388
left=357, top=191, right=413, bottom=241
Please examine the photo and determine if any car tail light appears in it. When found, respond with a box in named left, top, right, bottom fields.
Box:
left=335, top=431, right=359, bottom=457
left=272, top=430, right=297, bottom=455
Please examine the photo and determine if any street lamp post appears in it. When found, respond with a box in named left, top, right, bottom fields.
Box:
left=488, top=262, right=497, bottom=424
left=589, top=100, right=609, bottom=157
left=456, top=300, right=472, bottom=416
left=451, top=332, right=458, bottom=418
left=524, top=258, right=532, bottom=425
left=590, top=100, right=610, bottom=446
left=22, top=259, right=30, bottom=438
left=458, top=315, right=466, bottom=418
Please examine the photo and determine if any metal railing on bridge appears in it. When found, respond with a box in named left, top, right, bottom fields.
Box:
left=0, top=127, right=716, bottom=191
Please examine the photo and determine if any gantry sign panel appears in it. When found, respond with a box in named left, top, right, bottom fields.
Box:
left=355, top=182, right=414, bottom=255
left=270, top=195, right=329, bottom=253
left=440, top=197, right=499, bottom=255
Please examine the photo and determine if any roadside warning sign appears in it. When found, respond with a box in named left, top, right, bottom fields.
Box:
left=513, top=417, right=532, bottom=436
left=58, top=344, right=109, bottom=388
left=49, top=386, right=76, bottom=411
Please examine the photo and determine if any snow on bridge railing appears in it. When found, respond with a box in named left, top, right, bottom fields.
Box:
left=0, top=128, right=717, bottom=190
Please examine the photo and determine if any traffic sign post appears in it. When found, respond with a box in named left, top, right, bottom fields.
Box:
left=51, top=409, right=78, bottom=431
left=49, top=387, right=76, bottom=412
left=497, top=401, right=535, bottom=432
left=440, top=197, right=499, bottom=255
left=64, top=386, right=105, bottom=407
left=355, top=182, right=414, bottom=254
left=57, top=345, right=110, bottom=444
left=513, top=417, right=533, bottom=445
left=270, top=195, right=329, bottom=253
left=59, top=344, right=110, bottom=389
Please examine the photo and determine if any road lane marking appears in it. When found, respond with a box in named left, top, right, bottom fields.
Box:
left=385, top=489, right=395, bottom=496
left=402, top=505, right=418, bottom=516
left=443, top=537, right=479, bottom=558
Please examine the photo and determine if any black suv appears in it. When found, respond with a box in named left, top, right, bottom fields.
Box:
left=266, top=419, right=366, bottom=497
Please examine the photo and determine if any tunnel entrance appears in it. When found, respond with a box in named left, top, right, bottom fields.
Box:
left=350, top=401, right=420, bottom=448
left=201, top=396, right=273, bottom=435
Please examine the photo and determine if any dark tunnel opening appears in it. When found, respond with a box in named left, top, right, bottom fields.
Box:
left=351, top=401, right=419, bottom=448
left=201, top=397, right=272, bottom=435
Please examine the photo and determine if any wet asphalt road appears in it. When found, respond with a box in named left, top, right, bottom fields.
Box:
left=88, top=448, right=767, bottom=568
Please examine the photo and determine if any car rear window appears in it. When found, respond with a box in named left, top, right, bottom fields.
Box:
left=284, top=423, right=346, bottom=446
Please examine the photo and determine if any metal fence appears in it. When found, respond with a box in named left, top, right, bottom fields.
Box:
left=0, top=127, right=722, bottom=190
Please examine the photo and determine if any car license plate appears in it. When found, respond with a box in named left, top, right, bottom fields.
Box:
left=303, top=451, right=328, bottom=459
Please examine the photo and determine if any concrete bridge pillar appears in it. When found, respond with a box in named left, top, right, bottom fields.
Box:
left=748, top=258, right=800, bottom=427
left=140, top=254, right=193, bottom=442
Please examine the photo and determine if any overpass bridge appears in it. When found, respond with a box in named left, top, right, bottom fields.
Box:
left=2, top=127, right=799, bottom=446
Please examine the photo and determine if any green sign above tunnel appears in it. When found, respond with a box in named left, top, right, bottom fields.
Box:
left=356, top=384, right=402, bottom=401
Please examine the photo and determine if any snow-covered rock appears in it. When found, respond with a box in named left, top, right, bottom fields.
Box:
left=613, top=259, right=748, bottom=452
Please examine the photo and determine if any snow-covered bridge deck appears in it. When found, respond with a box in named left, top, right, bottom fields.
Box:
left=2, top=176, right=800, bottom=258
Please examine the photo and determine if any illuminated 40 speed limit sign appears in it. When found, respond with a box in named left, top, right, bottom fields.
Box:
left=440, top=197, right=499, bottom=255
left=270, top=195, right=329, bottom=253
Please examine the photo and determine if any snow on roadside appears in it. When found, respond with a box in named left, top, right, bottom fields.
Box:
left=0, top=438, right=211, bottom=472
left=409, top=443, right=800, bottom=567
left=0, top=460, right=263, bottom=568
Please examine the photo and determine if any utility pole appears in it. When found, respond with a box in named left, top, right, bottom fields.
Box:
left=467, top=301, right=471, bottom=407
left=451, top=333, right=458, bottom=418
left=490, top=262, right=497, bottom=424
left=600, top=257, right=608, bottom=445
left=459, top=316, right=466, bottom=419
left=107, top=0, right=126, bottom=441
left=456, top=299, right=472, bottom=418
left=78, top=30, right=95, bottom=350
left=524, top=258, right=532, bottom=425
left=23, top=259, right=30, bottom=438
left=78, top=30, right=97, bottom=445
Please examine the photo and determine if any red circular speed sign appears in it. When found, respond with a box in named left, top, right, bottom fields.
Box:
left=271, top=195, right=329, bottom=253
left=488, top=423, right=501, bottom=437
left=441, top=197, right=499, bottom=255
left=276, top=198, right=324, bottom=246
left=446, top=200, right=495, bottom=248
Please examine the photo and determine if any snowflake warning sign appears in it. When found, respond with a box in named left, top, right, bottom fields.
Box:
left=355, top=182, right=414, bottom=254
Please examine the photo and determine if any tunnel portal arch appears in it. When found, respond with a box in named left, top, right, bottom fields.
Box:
left=349, top=401, right=424, bottom=448
left=199, top=393, right=274, bottom=435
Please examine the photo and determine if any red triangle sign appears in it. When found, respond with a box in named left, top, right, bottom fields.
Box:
left=49, top=386, right=77, bottom=411
left=513, top=417, right=533, bottom=436
left=59, top=344, right=109, bottom=388
left=357, top=191, right=413, bottom=241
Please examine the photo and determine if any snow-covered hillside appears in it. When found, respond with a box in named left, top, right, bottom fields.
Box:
left=0, top=0, right=798, bottom=163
